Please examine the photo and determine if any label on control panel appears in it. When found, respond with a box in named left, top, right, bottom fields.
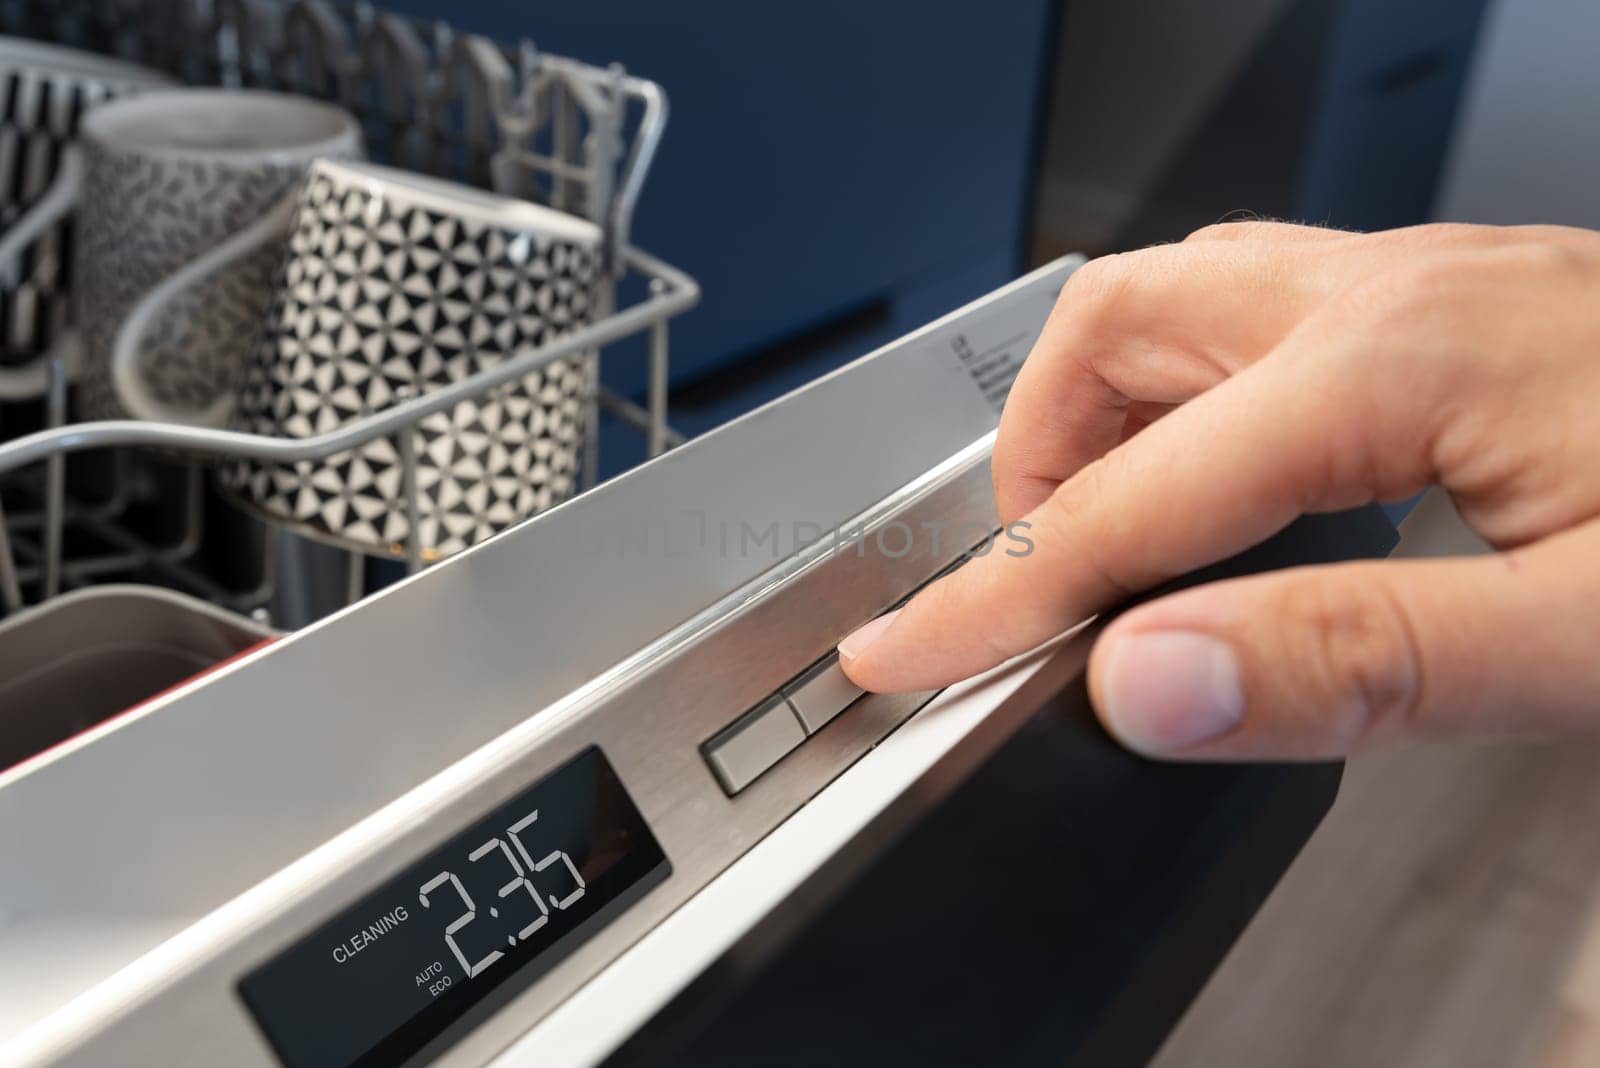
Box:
left=937, top=280, right=1062, bottom=412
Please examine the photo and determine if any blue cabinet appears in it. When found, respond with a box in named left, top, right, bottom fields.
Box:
left=1298, top=0, right=1494, bottom=230
left=383, top=0, right=1058, bottom=412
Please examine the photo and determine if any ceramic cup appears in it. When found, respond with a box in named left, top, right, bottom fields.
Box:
left=222, top=159, right=603, bottom=560
left=0, top=88, right=363, bottom=425
left=0, top=39, right=174, bottom=398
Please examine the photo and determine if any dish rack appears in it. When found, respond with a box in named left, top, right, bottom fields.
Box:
left=0, top=0, right=700, bottom=621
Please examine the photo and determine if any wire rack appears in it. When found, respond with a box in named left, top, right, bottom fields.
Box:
left=0, top=0, right=700, bottom=620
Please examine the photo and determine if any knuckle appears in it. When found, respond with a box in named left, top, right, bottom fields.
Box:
left=1277, top=575, right=1422, bottom=746
left=1355, top=240, right=1587, bottom=317
left=1185, top=218, right=1296, bottom=243
left=1056, top=253, right=1134, bottom=331
left=1357, top=257, right=1457, bottom=318
left=1184, top=217, right=1344, bottom=244
left=1500, top=238, right=1591, bottom=281
left=1333, top=240, right=1591, bottom=360
left=1186, top=220, right=1266, bottom=243
left=1381, top=221, right=1488, bottom=248
left=1505, top=223, right=1600, bottom=251
left=1373, top=222, right=1582, bottom=257
left=1320, top=258, right=1467, bottom=374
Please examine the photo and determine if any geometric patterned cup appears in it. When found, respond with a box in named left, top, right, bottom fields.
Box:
left=0, top=39, right=173, bottom=399
left=0, top=88, right=364, bottom=423
left=75, top=90, right=363, bottom=426
left=222, top=159, right=604, bottom=560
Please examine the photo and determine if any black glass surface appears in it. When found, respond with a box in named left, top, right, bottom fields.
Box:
left=239, top=747, right=669, bottom=1068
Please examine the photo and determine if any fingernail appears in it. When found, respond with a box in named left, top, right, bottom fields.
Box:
left=838, top=609, right=900, bottom=662
left=1099, top=630, right=1244, bottom=753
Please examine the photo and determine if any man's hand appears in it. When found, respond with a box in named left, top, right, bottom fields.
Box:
left=838, top=222, right=1600, bottom=760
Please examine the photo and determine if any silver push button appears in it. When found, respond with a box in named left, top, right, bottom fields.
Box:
left=784, top=654, right=865, bottom=734
left=703, top=694, right=807, bottom=795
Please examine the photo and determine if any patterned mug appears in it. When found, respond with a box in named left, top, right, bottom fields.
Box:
left=1, top=87, right=363, bottom=425
left=222, top=159, right=603, bottom=560
left=0, top=38, right=173, bottom=398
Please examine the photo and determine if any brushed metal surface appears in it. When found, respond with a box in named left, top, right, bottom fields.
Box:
left=0, top=258, right=1086, bottom=1064
left=0, top=258, right=1078, bottom=984
left=10, top=434, right=999, bottom=1067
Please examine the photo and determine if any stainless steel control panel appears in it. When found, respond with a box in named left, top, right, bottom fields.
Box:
left=0, top=257, right=1084, bottom=1067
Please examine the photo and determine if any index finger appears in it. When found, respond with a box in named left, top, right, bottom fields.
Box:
left=838, top=276, right=1445, bottom=693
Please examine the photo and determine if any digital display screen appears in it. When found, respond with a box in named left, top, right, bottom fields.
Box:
left=239, top=748, right=669, bottom=1068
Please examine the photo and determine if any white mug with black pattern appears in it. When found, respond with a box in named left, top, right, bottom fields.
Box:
left=221, top=159, right=603, bottom=560
left=0, top=87, right=363, bottom=425
left=0, top=38, right=173, bottom=399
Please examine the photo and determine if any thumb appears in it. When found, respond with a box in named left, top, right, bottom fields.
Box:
left=1086, top=522, right=1600, bottom=760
